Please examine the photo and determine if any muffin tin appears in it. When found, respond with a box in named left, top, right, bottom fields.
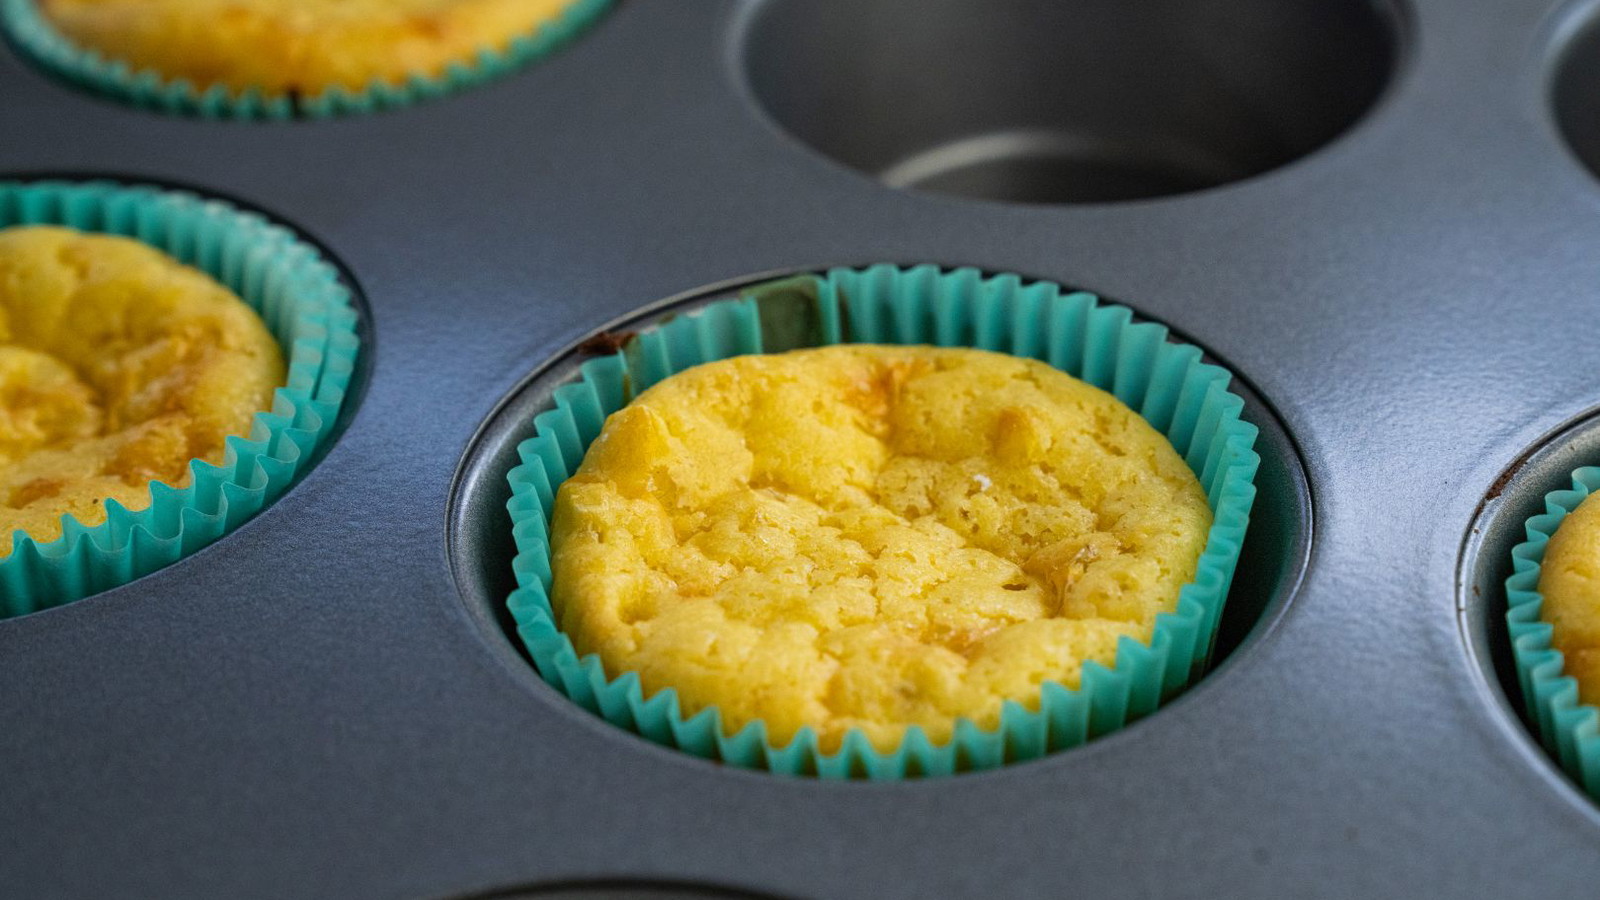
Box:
left=4, top=0, right=1600, bottom=896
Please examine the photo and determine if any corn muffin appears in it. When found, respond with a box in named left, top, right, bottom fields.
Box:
left=550, top=344, right=1213, bottom=752
left=1539, top=490, right=1600, bottom=707
left=0, top=225, right=284, bottom=553
left=37, top=0, right=586, bottom=96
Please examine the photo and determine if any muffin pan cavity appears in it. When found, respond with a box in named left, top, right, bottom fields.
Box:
left=448, top=269, right=1312, bottom=764
left=1552, top=5, right=1600, bottom=184
left=0, top=0, right=616, bottom=119
left=0, top=179, right=367, bottom=617
left=1459, top=410, right=1600, bottom=800
left=736, top=0, right=1404, bottom=204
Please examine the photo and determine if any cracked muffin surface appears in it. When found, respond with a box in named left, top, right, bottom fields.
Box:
left=38, top=0, right=585, bottom=96
left=0, top=226, right=284, bottom=553
left=550, top=344, right=1211, bottom=751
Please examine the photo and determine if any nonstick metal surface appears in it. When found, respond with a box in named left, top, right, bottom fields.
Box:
left=4, top=1, right=1600, bottom=897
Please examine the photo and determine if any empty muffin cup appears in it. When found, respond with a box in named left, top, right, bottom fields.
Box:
left=0, top=180, right=360, bottom=617
left=503, top=264, right=1260, bottom=778
left=0, top=0, right=614, bottom=119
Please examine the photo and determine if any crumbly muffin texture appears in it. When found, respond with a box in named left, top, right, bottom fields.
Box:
left=550, top=344, right=1212, bottom=751
left=39, top=0, right=584, bottom=95
left=0, top=226, right=284, bottom=553
left=1539, top=489, right=1600, bottom=707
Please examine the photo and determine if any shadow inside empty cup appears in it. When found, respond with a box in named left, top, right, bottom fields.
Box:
left=739, top=0, right=1403, bottom=204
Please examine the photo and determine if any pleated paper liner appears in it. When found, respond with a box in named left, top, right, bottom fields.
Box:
left=0, top=0, right=613, bottom=119
left=504, top=264, right=1261, bottom=778
left=1506, top=466, right=1600, bottom=797
left=0, top=180, right=360, bottom=618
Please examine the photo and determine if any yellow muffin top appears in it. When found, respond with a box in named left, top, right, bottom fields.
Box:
left=0, top=226, right=285, bottom=554
left=38, top=0, right=585, bottom=95
left=1538, top=489, right=1600, bottom=707
left=550, top=344, right=1212, bottom=752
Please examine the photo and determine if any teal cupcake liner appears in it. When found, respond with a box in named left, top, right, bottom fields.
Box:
left=504, top=264, right=1261, bottom=778
left=0, top=0, right=613, bottom=119
left=0, top=180, right=360, bottom=618
left=1506, top=466, right=1600, bottom=794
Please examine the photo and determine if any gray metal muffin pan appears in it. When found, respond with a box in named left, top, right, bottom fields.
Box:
left=4, top=0, right=1600, bottom=896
